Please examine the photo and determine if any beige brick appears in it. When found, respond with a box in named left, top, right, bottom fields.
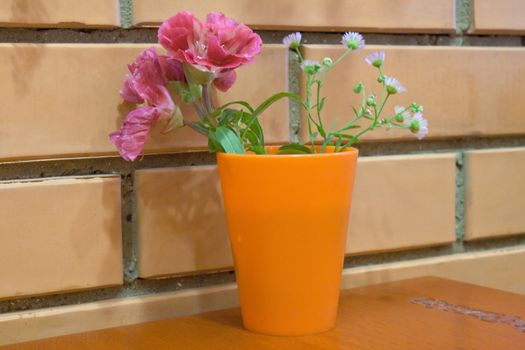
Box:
left=299, top=45, right=525, bottom=142
left=464, top=148, right=525, bottom=240
left=472, top=0, right=525, bottom=34
left=0, top=176, right=122, bottom=299
left=348, top=154, right=456, bottom=254
left=0, top=283, right=238, bottom=346
left=135, top=166, right=232, bottom=278
left=0, top=0, right=119, bottom=28
left=0, top=44, right=288, bottom=161
left=2, top=248, right=525, bottom=345
left=136, top=154, right=455, bottom=277
left=133, top=0, right=455, bottom=33
left=342, top=247, right=525, bottom=296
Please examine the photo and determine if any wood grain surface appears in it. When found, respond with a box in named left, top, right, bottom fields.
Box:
left=3, top=277, right=525, bottom=349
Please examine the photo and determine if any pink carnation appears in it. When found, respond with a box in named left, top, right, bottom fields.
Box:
left=120, top=47, right=181, bottom=114
left=112, top=48, right=183, bottom=161
left=158, top=11, right=262, bottom=92
left=159, top=11, right=262, bottom=71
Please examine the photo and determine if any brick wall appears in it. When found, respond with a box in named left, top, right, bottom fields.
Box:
left=1, top=0, right=525, bottom=344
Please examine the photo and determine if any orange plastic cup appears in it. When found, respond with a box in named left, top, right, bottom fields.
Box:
left=217, top=146, right=358, bottom=335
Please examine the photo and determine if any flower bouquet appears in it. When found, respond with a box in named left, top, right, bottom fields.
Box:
left=110, top=11, right=427, bottom=336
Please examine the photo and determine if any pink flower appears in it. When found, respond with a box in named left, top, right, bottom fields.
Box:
left=213, top=70, right=237, bottom=92
left=120, top=48, right=180, bottom=115
left=112, top=48, right=183, bottom=161
left=158, top=11, right=262, bottom=72
left=110, top=107, right=161, bottom=161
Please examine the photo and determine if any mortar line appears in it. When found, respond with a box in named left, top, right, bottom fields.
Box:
left=118, top=0, right=133, bottom=29
left=122, top=171, right=137, bottom=282
left=0, top=28, right=522, bottom=46
left=456, top=0, right=473, bottom=35
left=455, top=150, right=466, bottom=243
left=287, top=49, right=301, bottom=143
left=1, top=138, right=525, bottom=182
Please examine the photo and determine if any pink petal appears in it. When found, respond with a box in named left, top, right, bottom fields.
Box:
left=205, top=12, right=237, bottom=35
left=153, top=86, right=176, bottom=117
left=158, top=55, right=185, bottom=81
left=120, top=74, right=143, bottom=103
left=110, top=107, right=160, bottom=161
left=128, top=48, right=176, bottom=113
left=213, top=70, right=236, bottom=92
left=203, top=35, right=244, bottom=69
left=132, top=48, right=166, bottom=88
left=234, top=24, right=263, bottom=57
left=203, top=35, right=227, bottom=63
left=158, top=12, right=203, bottom=59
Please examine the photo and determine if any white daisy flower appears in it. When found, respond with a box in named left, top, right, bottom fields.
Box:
left=365, top=51, right=385, bottom=68
left=341, top=32, right=365, bottom=50
left=394, top=105, right=410, bottom=124
left=282, top=32, right=302, bottom=49
left=409, top=112, right=429, bottom=140
left=384, top=76, right=406, bottom=94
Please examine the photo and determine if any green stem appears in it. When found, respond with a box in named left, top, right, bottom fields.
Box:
left=304, top=74, right=317, bottom=153
left=294, top=47, right=304, bottom=63
left=324, top=48, right=352, bottom=74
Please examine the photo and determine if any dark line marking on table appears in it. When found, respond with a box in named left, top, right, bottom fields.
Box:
left=409, top=296, right=525, bottom=333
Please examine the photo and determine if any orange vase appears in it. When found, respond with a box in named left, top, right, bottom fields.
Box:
left=216, top=146, right=359, bottom=336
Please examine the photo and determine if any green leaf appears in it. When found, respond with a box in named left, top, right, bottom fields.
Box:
left=214, top=101, right=255, bottom=115
left=215, top=126, right=245, bottom=154
left=276, top=144, right=312, bottom=154
left=247, top=145, right=267, bottom=154
left=207, top=132, right=221, bottom=153
left=169, top=81, right=202, bottom=103
left=245, top=92, right=305, bottom=130
left=218, top=108, right=239, bottom=126
left=337, top=122, right=361, bottom=132
left=332, top=132, right=356, bottom=140
left=319, top=97, right=326, bottom=110
left=241, top=113, right=264, bottom=146
left=335, top=135, right=343, bottom=149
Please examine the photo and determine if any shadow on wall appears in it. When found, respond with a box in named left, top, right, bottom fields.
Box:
left=7, top=44, right=44, bottom=97
left=137, top=166, right=233, bottom=278
left=70, top=178, right=123, bottom=288
left=9, top=0, right=48, bottom=23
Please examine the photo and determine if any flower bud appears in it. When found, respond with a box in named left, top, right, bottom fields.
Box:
left=410, top=103, right=424, bottom=113
left=366, top=96, right=376, bottom=107
left=353, top=82, right=364, bottom=94
left=183, top=62, right=214, bottom=85
left=394, top=113, right=404, bottom=123
left=301, top=60, right=321, bottom=75
left=322, top=57, right=333, bottom=66
left=410, top=119, right=420, bottom=133
left=377, top=76, right=385, bottom=83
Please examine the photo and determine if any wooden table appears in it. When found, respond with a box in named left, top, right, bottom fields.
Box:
left=3, top=277, right=525, bottom=349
